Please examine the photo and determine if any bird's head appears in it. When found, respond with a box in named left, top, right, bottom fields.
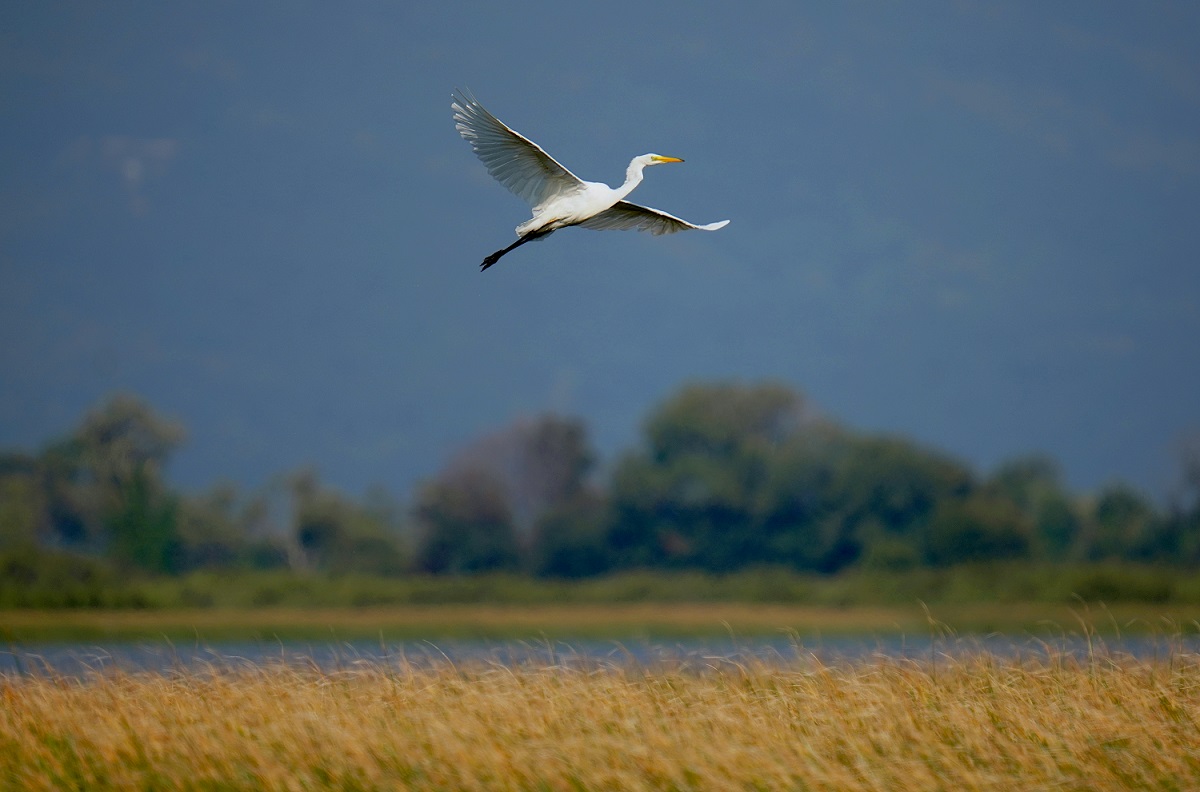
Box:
left=626, top=153, right=684, bottom=182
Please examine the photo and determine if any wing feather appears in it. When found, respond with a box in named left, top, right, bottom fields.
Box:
left=452, top=88, right=584, bottom=208
left=577, top=201, right=730, bottom=235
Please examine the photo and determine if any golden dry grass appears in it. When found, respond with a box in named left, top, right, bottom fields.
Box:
left=4, top=647, right=1200, bottom=790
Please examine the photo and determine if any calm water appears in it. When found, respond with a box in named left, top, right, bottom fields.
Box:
left=4, top=634, right=1197, bottom=677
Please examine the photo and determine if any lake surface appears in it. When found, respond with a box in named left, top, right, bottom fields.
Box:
left=4, top=634, right=1197, bottom=677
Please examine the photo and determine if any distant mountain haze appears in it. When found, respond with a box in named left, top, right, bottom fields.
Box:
left=1, top=3, right=1197, bottom=501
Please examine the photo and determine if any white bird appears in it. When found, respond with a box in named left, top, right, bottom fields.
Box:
left=452, top=89, right=729, bottom=270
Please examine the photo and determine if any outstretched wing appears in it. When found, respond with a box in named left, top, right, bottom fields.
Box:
left=452, top=88, right=585, bottom=208
left=577, top=201, right=730, bottom=235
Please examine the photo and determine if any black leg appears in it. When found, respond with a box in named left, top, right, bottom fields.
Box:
left=480, top=230, right=551, bottom=271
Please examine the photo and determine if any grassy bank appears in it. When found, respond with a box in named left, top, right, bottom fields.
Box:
left=6, top=562, right=1200, bottom=641
left=5, top=560, right=1200, bottom=611
left=4, top=648, right=1199, bottom=790
left=3, top=601, right=1198, bottom=643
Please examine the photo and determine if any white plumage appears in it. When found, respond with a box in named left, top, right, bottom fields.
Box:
left=452, top=89, right=729, bottom=270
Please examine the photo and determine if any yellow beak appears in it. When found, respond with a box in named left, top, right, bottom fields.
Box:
left=651, top=155, right=684, bottom=163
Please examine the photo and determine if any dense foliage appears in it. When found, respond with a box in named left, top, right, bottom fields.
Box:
left=2, top=383, right=1198, bottom=603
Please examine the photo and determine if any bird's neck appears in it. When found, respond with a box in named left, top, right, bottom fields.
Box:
left=615, top=159, right=648, bottom=201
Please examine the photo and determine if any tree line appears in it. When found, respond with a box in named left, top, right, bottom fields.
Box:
left=2, top=383, right=1199, bottom=587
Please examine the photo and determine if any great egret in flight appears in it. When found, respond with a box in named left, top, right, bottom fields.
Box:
left=452, top=89, right=729, bottom=270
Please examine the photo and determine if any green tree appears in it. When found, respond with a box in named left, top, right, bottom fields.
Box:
left=71, top=395, right=186, bottom=572
left=832, top=436, right=974, bottom=537
left=644, top=381, right=809, bottom=463
left=529, top=492, right=611, bottom=578
left=746, top=425, right=855, bottom=571
left=608, top=381, right=983, bottom=574
left=922, top=494, right=1032, bottom=565
left=0, top=455, right=42, bottom=549
left=175, top=482, right=288, bottom=570
left=608, top=382, right=822, bottom=572
left=986, top=455, right=1081, bottom=560
left=289, top=469, right=407, bottom=575
left=35, top=440, right=101, bottom=548
left=414, top=468, right=520, bottom=574
left=108, top=464, right=180, bottom=572
left=1086, top=483, right=1157, bottom=560
left=758, top=431, right=974, bottom=571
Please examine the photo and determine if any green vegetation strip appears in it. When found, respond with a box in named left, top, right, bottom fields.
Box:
left=3, top=601, right=1199, bottom=642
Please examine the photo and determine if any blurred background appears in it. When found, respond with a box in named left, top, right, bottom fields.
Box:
left=2, top=2, right=1199, bottom=594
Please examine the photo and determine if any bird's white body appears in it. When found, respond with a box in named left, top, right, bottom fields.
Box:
left=518, top=155, right=664, bottom=235
left=452, top=89, right=729, bottom=269
left=518, top=182, right=612, bottom=235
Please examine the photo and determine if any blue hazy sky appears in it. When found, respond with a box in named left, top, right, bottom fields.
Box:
left=2, top=2, right=1198, bottom=499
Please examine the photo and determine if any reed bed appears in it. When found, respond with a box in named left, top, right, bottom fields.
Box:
left=4, top=647, right=1200, bottom=790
